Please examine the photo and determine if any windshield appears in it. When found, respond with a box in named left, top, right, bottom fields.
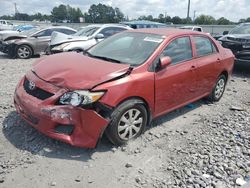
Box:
left=20, top=27, right=40, bottom=36
left=88, top=32, right=164, bottom=66
left=74, top=26, right=100, bottom=37
left=230, top=24, right=250, bottom=34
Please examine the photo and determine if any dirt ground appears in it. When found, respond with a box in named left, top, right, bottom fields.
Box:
left=0, top=52, right=249, bottom=188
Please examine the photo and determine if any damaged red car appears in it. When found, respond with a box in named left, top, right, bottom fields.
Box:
left=14, top=29, right=234, bottom=148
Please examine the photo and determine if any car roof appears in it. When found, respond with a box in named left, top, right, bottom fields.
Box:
left=127, top=28, right=206, bottom=37
left=42, top=26, right=76, bottom=31
left=84, top=24, right=131, bottom=28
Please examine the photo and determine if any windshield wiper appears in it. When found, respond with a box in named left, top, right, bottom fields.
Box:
left=90, top=55, right=123, bottom=64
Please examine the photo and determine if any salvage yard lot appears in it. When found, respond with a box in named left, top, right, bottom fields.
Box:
left=0, top=52, right=249, bottom=188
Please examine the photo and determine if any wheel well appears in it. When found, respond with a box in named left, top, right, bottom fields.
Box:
left=220, top=71, right=228, bottom=81
left=117, top=96, right=152, bottom=125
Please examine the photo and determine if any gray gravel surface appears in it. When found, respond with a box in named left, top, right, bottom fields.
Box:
left=0, top=52, right=249, bottom=188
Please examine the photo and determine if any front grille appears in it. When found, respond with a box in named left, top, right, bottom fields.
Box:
left=23, top=78, right=54, bottom=100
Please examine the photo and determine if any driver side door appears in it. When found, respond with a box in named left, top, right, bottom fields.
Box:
left=154, top=36, right=199, bottom=116
left=32, top=29, right=52, bottom=53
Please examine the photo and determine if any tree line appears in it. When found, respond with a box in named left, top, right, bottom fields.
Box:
left=1, top=3, right=250, bottom=25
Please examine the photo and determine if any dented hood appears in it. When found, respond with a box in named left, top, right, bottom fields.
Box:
left=50, top=31, right=89, bottom=46
left=32, top=52, right=130, bottom=90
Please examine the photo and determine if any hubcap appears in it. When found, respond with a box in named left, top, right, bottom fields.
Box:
left=215, top=78, right=225, bottom=99
left=17, top=47, right=30, bottom=58
left=118, top=109, right=143, bottom=140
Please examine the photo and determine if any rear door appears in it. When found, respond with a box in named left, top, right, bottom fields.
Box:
left=154, top=36, right=199, bottom=116
left=192, top=35, right=222, bottom=95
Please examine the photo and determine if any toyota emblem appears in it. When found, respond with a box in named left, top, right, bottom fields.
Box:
left=28, top=81, right=36, bottom=90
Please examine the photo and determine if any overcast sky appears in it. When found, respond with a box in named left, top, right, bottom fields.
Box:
left=1, top=0, right=250, bottom=21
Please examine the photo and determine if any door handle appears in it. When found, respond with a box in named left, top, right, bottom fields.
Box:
left=216, top=58, right=221, bottom=63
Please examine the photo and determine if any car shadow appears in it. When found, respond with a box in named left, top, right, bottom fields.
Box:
left=149, top=100, right=204, bottom=128
left=2, top=111, right=113, bottom=162
left=233, top=61, right=250, bottom=78
left=0, top=52, right=41, bottom=60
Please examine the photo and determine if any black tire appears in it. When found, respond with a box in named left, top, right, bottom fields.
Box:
left=207, top=74, right=227, bottom=102
left=16, top=45, right=32, bottom=59
left=105, top=99, right=148, bottom=146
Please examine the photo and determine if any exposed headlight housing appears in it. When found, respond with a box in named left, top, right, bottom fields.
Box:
left=52, top=43, right=70, bottom=51
left=59, top=90, right=105, bottom=106
left=4, top=39, right=17, bottom=44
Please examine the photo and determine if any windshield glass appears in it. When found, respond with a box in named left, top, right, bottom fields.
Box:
left=230, top=24, right=250, bottom=34
left=74, top=26, right=100, bottom=37
left=21, top=27, right=40, bottom=36
left=88, top=32, right=164, bottom=66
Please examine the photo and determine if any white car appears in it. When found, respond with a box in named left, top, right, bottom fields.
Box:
left=49, top=24, right=132, bottom=53
left=179, top=26, right=203, bottom=32
left=0, top=20, right=14, bottom=31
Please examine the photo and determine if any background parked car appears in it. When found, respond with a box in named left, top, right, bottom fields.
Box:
left=0, top=20, right=14, bottom=31
left=49, top=24, right=131, bottom=54
left=0, top=26, right=76, bottom=59
left=179, top=25, right=203, bottom=32
left=218, top=23, right=250, bottom=63
left=120, top=20, right=168, bottom=29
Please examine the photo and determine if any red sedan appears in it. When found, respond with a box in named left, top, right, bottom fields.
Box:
left=14, top=29, right=234, bottom=148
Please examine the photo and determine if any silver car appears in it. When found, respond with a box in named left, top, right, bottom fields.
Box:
left=0, top=26, right=76, bottom=59
left=49, top=24, right=132, bottom=53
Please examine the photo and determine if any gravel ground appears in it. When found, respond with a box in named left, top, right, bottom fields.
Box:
left=0, top=52, right=249, bottom=188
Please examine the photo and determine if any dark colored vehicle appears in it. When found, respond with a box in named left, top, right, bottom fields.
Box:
left=121, top=20, right=168, bottom=29
left=0, top=26, right=76, bottom=59
left=219, top=23, right=250, bottom=63
left=14, top=29, right=234, bottom=148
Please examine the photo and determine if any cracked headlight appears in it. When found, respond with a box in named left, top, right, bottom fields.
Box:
left=59, top=90, right=105, bottom=106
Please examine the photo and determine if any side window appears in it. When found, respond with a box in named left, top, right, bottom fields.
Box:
left=54, top=28, right=75, bottom=35
left=194, top=36, right=217, bottom=56
left=194, top=28, right=202, bottom=32
left=161, top=37, right=193, bottom=65
left=34, top=29, right=52, bottom=37
left=100, top=27, right=125, bottom=38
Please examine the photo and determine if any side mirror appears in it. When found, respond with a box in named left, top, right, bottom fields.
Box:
left=95, top=33, right=104, bottom=39
left=160, top=56, right=172, bottom=68
left=223, top=31, right=229, bottom=35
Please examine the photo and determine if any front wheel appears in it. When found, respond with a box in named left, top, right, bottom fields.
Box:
left=105, top=99, right=148, bottom=146
left=16, top=45, right=32, bottom=59
left=207, top=74, right=227, bottom=102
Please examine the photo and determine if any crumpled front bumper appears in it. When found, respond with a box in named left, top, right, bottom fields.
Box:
left=221, top=41, right=250, bottom=62
left=0, top=41, right=9, bottom=53
left=14, top=71, right=109, bottom=148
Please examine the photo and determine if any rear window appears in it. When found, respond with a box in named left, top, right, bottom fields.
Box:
left=194, top=36, right=217, bottom=57
left=161, top=37, right=193, bottom=65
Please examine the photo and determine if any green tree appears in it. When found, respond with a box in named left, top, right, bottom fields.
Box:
left=194, top=15, right=216, bottom=25
left=51, top=4, right=67, bottom=22
left=158, top=14, right=165, bottom=23
left=171, top=16, right=182, bottom=24
left=239, top=18, right=246, bottom=23
left=216, top=17, right=230, bottom=25
left=86, top=3, right=124, bottom=23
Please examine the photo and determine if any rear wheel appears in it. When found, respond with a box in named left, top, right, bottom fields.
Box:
left=105, top=99, right=148, bottom=146
left=16, top=45, right=32, bottom=59
left=207, top=74, right=227, bottom=102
